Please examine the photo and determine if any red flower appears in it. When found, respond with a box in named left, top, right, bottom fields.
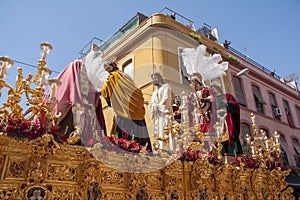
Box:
left=196, top=150, right=202, bottom=159
left=59, top=134, right=69, bottom=142
left=117, top=139, right=128, bottom=150
left=48, top=126, right=60, bottom=135
left=231, top=156, right=241, bottom=167
left=20, top=120, right=31, bottom=130
left=243, top=157, right=257, bottom=168
left=107, top=136, right=116, bottom=144
left=121, top=128, right=129, bottom=139
left=6, top=125, right=15, bottom=133
left=128, top=141, right=142, bottom=153
left=29, top=130, right=39, bottom=140
left=0, top=125, right=4, bottom=132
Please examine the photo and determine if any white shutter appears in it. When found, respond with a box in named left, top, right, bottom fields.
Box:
left=123, top=60, right=134, bottom=80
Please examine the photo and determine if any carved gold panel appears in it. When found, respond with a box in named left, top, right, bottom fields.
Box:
left=4, top=156, right=29, bottom=180
left=46, top=162, right=77, bottom=183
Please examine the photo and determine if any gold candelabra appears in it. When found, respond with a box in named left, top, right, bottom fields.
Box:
left=145, top=105, right=293, bottom=198
left=0, top=42, right=60, bottom=126
left=246, top=113, right=282, bottom=167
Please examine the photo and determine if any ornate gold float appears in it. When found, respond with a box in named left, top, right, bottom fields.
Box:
left=0, top=43, right=295, bottom=199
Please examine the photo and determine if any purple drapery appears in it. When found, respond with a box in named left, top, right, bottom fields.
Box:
left=52, top=60, right=106, bottom=144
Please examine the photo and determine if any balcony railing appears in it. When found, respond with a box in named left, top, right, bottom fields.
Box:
left=79, top=37, right=104, bottom=58
left=227, top=46, right=281, bottom=80
left=158, top=7, right=196, bottom=31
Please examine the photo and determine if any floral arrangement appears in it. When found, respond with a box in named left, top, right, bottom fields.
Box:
left=0, top=117, right=148, bottom=154
left=179, top=149, right=222, bottom=165
left=179, top=149, right=203, bottom=161
left=0, top=116, right=67, bottom=142
left=230, top=152, right=285, bottom=170
left=1, top=117, right=285, bottom=170
left=178, top=148, right=285, bottom=170
left=230, top=156, right=259, bottom=168
left=88, top=129, right=147, bottom=154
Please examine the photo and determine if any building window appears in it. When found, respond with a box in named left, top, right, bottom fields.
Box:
left=296, top=106, right=300, bottom=125
left=279, top=135, right=289, bottom=166
left=269, top=93, right=281, bottom=121
left=122, top=58, right=134, bottom=80
left=178, top=47, right=193, bottom=87
left=252, top=85, right=265, bottom=114
left=232, top=76, right=246, bottom=106
left=292, top=139, right=300, bottom=168
left=283, top=100, right=295, bottom=128
left=240, top=123, right=251, bottom=156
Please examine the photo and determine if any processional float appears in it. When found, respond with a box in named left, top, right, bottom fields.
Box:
left=0, top=42, right=294, bottom=199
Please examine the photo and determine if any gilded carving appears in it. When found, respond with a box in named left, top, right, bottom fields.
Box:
left=47, top=163, right=77, bottom=182
left=0, top=155, right=5, bottom=177
left=101, top=170, right=124, bottom=186
left=149, top=193, right=165, bottom=200
left=7, top=159, right=27, bottom=179
left=103, top=191, right=125, bottom=200
left=145, top=173, right=163, bottom=189
left=0, top=184, right=20, bottom=200
left=251, top=167, right=269, bottom=199
left=267, top=167, right=290, bottom=199
left=87, top=181, right=102, bottom=200
left=215, top=165, right=234, bottom=198
left=127, top=173, right=147, bottom=189
left=46, top=186, right=82, bottom=200
left=0, top=135, right=295, bottom=199
left=81, top=161, right=101, bottom=187
left=135, top=186, right=148, bottom=200
left=233, top=164, right=255, bottom=199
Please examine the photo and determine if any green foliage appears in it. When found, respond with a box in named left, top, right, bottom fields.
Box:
left=227, top=55, right=240, bottom=64
left=189, top=32, right=201, bottom=43
left=212, top=46, right=222, bottom=53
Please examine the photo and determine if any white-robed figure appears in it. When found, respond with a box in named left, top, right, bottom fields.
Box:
left=149, top=72, right=174, bottom=152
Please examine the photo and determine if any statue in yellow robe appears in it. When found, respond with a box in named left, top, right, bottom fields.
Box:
left=101, top=61, right=152, bottom=152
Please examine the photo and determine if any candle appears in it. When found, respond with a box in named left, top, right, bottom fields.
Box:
left=246, top=134, right=251, bottom=144
left=250, top=143, right=255, bottom=155
left=264, top=136, right=269, bottom=150
left=194, top=108, right=199, bottom=125
left=273, top=131, right=280, bottom=144
left=250, top=113, right=255, bottom=124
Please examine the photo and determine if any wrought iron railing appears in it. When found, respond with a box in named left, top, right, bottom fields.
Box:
left=79, top=37, right=104, bottom=58
left=158, top=7, right=196, bottom=31
left=227, top=46, right=282, bottom=80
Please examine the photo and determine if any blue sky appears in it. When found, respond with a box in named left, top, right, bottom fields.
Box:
left=1, top=0, right=300, bottom=83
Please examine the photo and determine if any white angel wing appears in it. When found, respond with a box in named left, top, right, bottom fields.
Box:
left=200, top=54, right=228, bottom=81
left=181, top=47, right=197, bottom=75
left=83, top=49, right=108, bottom=91
left=181, top=44, right=207, bottom=76
left=194, top=44, right=207, bottom=67
left=181, top=44, right=228, bottom=81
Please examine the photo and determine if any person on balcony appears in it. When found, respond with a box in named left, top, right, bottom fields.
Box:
left=149, top=72, right=173, bottom=152
left=101, top=60, right=152, bottom=152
